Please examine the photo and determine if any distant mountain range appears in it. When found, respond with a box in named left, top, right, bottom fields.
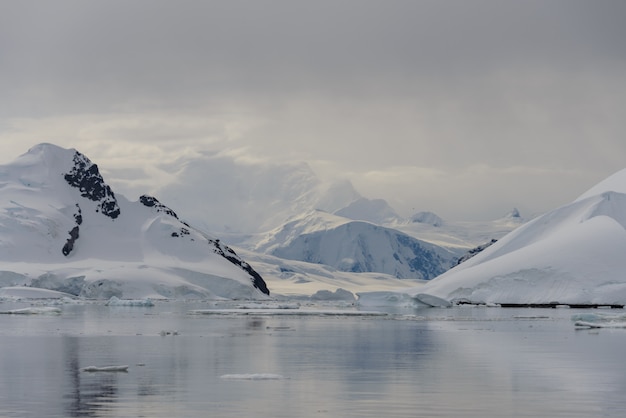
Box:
left=147, top=150, right=524, bottom=285
left=0, top=143, right=532, bottom=300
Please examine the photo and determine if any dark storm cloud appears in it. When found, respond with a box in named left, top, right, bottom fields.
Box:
left=2, top=0, right=624, bottom=113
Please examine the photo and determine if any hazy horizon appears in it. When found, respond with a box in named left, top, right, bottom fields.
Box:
left=1, top=0, right=625, bottom=221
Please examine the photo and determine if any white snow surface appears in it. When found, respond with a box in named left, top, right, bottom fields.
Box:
left=235, top=248, right=427, bottom=297
left=407, top=169, right=626, bottom=305
left=0, top=144, right=269, bottom=300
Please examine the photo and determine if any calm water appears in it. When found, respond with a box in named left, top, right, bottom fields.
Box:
left=1, top=301, right=625, bottom=418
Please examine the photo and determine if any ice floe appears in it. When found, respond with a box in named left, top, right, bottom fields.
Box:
left=572, top=312, right=626, bottom=329
left=220, top=374, right=287, bottom=380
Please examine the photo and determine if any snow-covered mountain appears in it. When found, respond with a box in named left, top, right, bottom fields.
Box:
left=410, top=169, right=626, bottom=305
left=147, top=152, right=484, bottom=285
left=251, top=210, right=457, bottom=280
left=0, top=144, right=269, bottom=299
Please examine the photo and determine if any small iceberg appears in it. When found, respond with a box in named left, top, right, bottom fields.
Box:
left=82, top=365, right=129, bottom=372
left=572, top=312, right=626, bottom=329
left=220, top=373, right=287, bottom=380
left=105, top=296, right=154, bottom=307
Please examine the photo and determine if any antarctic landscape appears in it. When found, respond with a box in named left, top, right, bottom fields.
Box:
left=2, top=144, right=626, bottom=417
left=2, top=143, right=626, bottom=307
left=2, top=1, right=626, bottom=417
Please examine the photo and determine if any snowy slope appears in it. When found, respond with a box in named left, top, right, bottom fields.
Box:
left=0, top=144, right=269, bottom=300
left=251, top=210, right=457, bottom=280
left=409, top=170, right=626, bottom=305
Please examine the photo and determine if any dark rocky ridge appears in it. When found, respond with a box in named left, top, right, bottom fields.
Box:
left=140, top=195, right=179, bottom=218
left=59, top=150, right=269, bottom=295
left=62, top=226, right=80, bottom=256
left=62, top=204, right=82, bottom=256
left=210, top=238, right=270, bottom=295
left=64, top=151, right=121, bottom=219
left=456, top=239, right=498, bottom=266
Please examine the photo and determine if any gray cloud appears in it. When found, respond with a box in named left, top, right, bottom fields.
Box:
left=1, top=0, right=625, bottom=220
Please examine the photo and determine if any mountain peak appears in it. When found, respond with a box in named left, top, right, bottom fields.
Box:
left=504, top=208, right=521, bottom=219
left=0, top=144, right=270, bottom=299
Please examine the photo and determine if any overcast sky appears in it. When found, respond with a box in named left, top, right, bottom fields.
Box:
left=1, top=0, right=625, bottom=221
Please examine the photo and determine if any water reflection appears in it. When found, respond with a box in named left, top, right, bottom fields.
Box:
left=63, top=336, right=124, bottom=417
left=0, top=305, right=625, bottom=417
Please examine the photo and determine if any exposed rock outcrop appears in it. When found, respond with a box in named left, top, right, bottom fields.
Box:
left=64, top=151, right=120, bottom=219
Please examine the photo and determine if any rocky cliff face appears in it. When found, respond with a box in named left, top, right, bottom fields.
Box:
left=64, top=151, right=121, bottom=219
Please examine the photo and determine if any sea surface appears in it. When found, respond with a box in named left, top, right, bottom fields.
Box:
left=1, top=300, right=625, bottom=418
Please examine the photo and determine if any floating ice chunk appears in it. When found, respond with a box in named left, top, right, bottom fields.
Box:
left=574, top=321, right=626, bottom=329
left=220, top=373, right=287, bottom=380
left=82, top=365, right=129, bottom=372
left=0, top=307, right=62, bottom=315
left=571, top=312, right=626, bottom=322
left=105, top=296, right=154, bottom=307
left=572, top=312, right=626, bottom=328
